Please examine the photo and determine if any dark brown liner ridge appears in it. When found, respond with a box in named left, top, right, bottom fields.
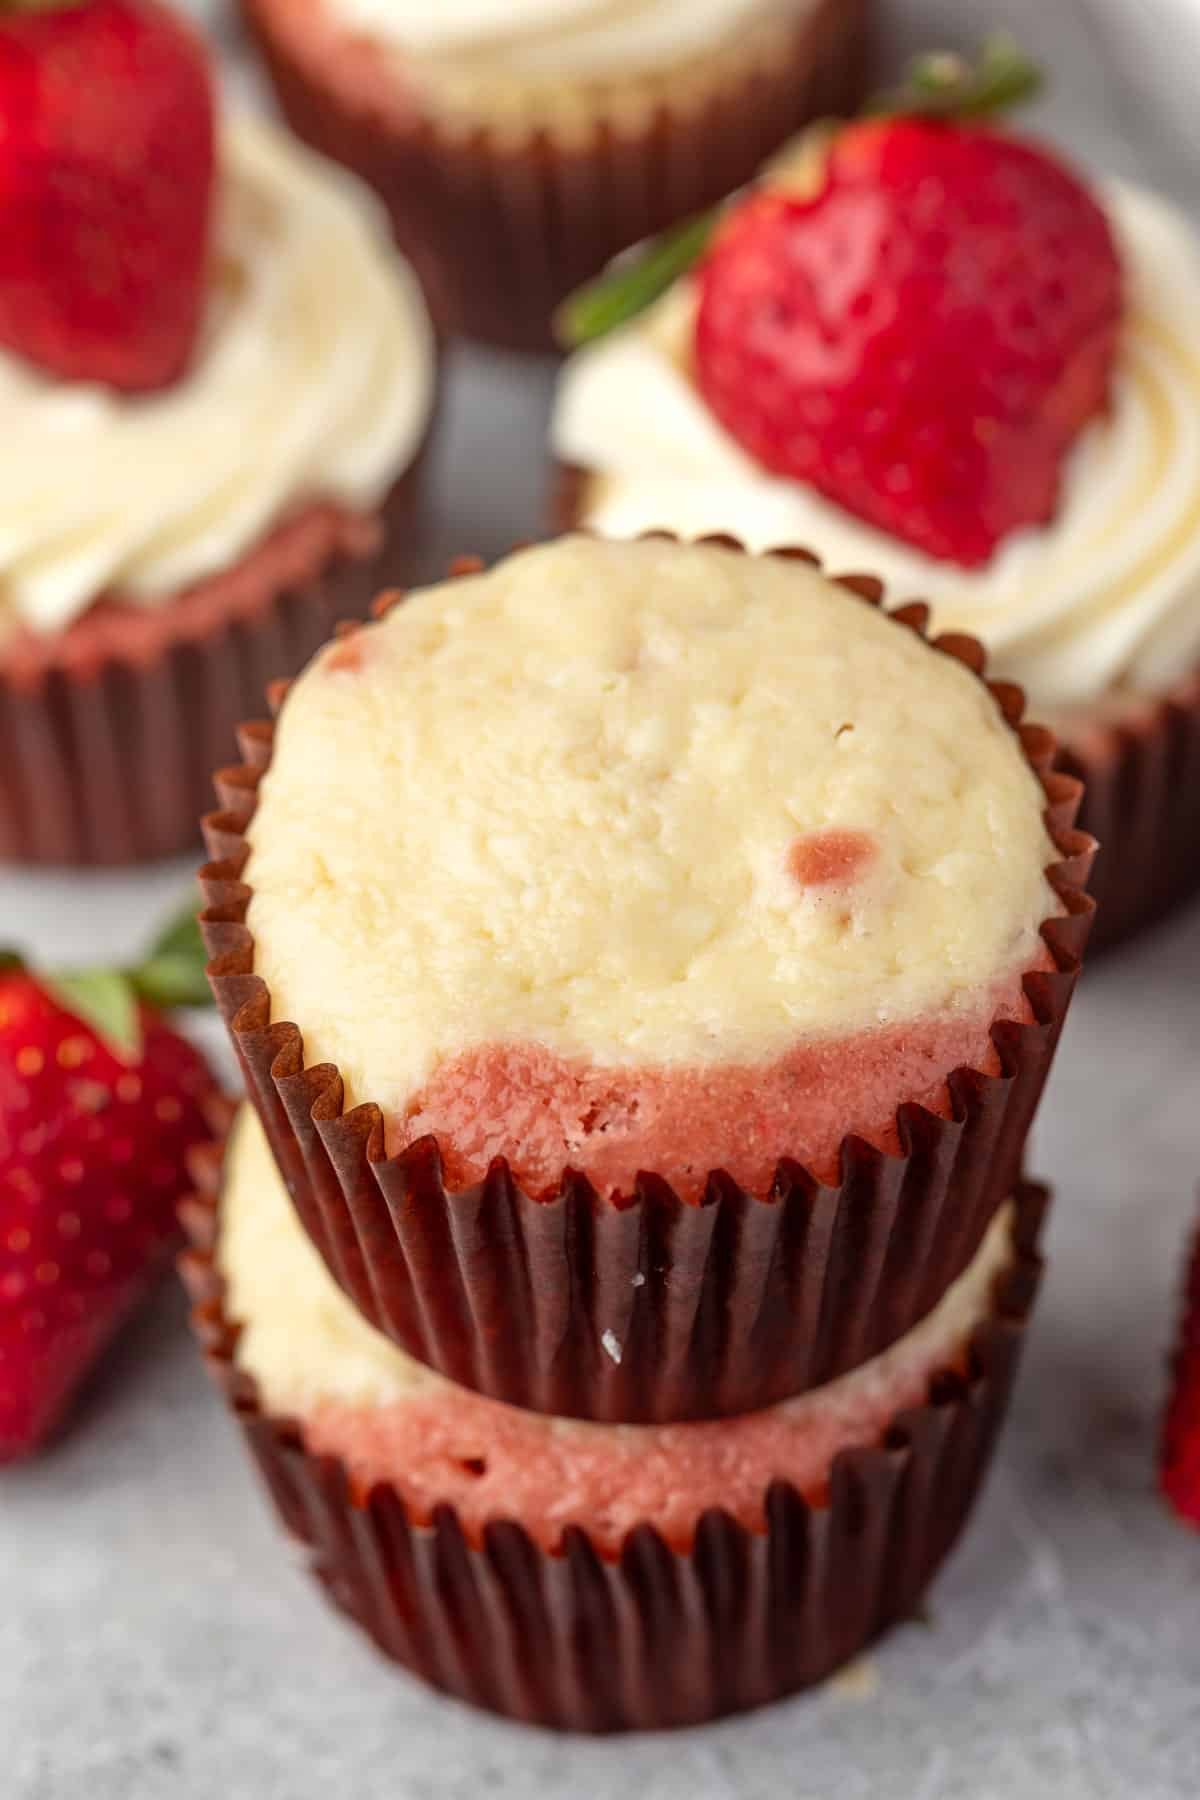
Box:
left=239, top=0, right=872, bottom=352
left=0, top=448, right=433, bottom=869
left=181, top=1130, right=1049, bottom=1734
left=1056, top=668, right=1200, bottom=953
left=199, top=536, right=1092, bottom=1422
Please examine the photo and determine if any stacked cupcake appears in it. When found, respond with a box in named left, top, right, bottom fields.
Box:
left=188, top=534, right=1093, bottom=1729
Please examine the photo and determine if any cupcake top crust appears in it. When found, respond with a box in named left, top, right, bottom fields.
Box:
left=219, top=1103, right=1015, bottom=1551
left=245, top=535, right=1058, bottom=1198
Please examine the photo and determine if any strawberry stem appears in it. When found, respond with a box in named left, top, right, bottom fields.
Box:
left=866, top=33, right=1043, bottom=121
left=555, top=211, right=716, bottom=350
left=554, top=33, right=1043, bottom=350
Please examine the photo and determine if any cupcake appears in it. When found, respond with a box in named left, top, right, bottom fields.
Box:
left=183, top=1102, right=1050, bottom=1731
left=553, top=56, right=1200, bottom=949
left=237, top=0, right=872, bottom=351
left=201, top=534, right=1091, bottom=1423
left=0, top=0, right=437, bottom=867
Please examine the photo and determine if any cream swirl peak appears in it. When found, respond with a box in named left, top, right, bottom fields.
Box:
left=0, top=117, right=434, bottom=641
left=329, top=0, right=797, bottom=80
left=554, top=182, right=1200, bottom=710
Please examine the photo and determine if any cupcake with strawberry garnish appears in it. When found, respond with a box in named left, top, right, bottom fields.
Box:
left=183, top=1102, right=1051, bottom=1730
left=0, top=0, right=437, bottom=866
left=554, top=38, right=1200, bottom=950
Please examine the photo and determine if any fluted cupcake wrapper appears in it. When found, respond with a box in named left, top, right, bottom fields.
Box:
left=0, top=456, right=431, bottom=869
left=199, top=544, right=1093, bottom=1423
left=239, top=0, right=870, bottom=353
left=1057, top=668, right=1200, bottom=953
left=180, top=1133, right=1048, bottom=1734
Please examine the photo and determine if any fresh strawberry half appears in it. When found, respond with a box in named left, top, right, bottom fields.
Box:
left=558, top=37, right=1124, bottom=571
left=1162, top=1215, right=1200, bottom=1529
left=0, top=909, right=215, bottom=1461
left=0, top=0, right=215, bottom=392
left=693, top=113, right=1123, bottom=568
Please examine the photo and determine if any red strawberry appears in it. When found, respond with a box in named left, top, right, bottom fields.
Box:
left=0, top=917, right=215, bottom=1460
left=693, top=118, right=1123, bottom=568
left=1162, top=1217, right=1200, bottom=1528
left=0, top=0, right=215, bottom=392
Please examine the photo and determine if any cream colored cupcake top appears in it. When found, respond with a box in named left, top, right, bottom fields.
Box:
left=244, top=536, right=1056, bottom=1194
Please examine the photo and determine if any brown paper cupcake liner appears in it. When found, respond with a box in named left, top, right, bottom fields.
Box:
left=239, top=0, right=871, bottom=352
left=199, top=542, right=1093, bottom=1423
left=1056, top=668, right=1200, bottom=953
left=180, top=1136, right=1049, bottom=1733
left=0, top=453, right=431, bottom=869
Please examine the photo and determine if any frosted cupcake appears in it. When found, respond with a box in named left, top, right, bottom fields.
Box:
left=0, top=116, right=436, bottom=865
left=554, top=64, right=1200, bottom=947
left=202, top=535, right=1090, bottom=1422
left=237, top=0, right=871, bottom=349
left=184, top=1103, right=1050, bottom=1731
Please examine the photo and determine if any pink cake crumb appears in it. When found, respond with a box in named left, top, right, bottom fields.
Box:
left=398, top=955, right=1053, bottom=1202
left=303, top=1305, right=980, bottom=1557
left=788, top=827, right=876, bottom=889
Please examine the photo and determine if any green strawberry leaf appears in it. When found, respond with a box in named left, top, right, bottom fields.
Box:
left=2, top=898, right=210, bottom=1060
left=145, top=901, right=205, bottom=964
left=554, top=210, right=716, bottom=349
left=130, top=903, right=210, bottom=1009
left=868, top=33, right=1043, bottom=122
left=42, top=969, right=141, bottom=1061
left=131, top=950, right=211, bottom=1011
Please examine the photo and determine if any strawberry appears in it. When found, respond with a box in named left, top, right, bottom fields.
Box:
left=0, top=910, right=215, bottom=1461
left=0, top=0, right=215, bottom=392
left=1162, top=1216, right=1200, bottom=1529
left=692, top=113, right=1123, bottom=568
left=558, top=37, right=1124, bottom=571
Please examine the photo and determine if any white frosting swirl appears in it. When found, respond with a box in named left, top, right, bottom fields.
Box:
left=0, top=117, right=434, bottom=640
left=554, top=181, right=1200, bottom=708
left=330, top=0, right=795, bottom=81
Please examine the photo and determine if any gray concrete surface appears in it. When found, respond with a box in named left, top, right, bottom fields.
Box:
left=3, top=3, right=1200, bottom=1795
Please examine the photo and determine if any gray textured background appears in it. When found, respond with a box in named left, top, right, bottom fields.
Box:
left=3, top=3, right=1200, bottom=1796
